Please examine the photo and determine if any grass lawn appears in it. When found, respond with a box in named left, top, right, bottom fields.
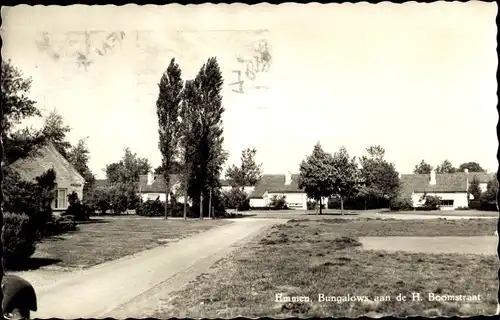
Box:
left=31, top=218, right=231, bottom=270
left=153, top=218, right=499, bottom=318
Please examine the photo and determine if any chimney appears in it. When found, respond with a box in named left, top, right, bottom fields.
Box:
left=147, top=171, right=154, bottom=186
left=429, top=169, right=436, bottom=185
left=285, top=171, right=292, bottom=185
left=464, top=169, right=469, bottom=174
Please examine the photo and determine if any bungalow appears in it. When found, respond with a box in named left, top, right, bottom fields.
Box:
left=400, top=170, right=469, bottom=210
left=137, top=172, right=185, bottom=203
left=249, top=172, right=327, bottom=209
left=10, top=142, right=85, bottom=212
left=467, top=171, right=496, bottom=193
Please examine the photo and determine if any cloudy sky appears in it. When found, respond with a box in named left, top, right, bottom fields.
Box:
left=1, top=2, right=498, bottom=178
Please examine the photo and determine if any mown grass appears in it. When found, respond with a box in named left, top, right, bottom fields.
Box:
left=152, top=218, right=499, bottom=318
left=33, top=218, right=231, bottom=269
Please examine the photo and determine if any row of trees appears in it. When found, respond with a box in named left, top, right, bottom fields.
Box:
left=156, top=57, right=227, bottom=219
left=298, top=144, right=399, bottom=215
left=414, top=159, right=486, bottom=174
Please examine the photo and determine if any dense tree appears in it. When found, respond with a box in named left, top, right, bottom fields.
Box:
left=436, top=159, right=457, bottom=174
left=156, top=58, right=184, bottom=219
left=298, top=142, right=335, bottom=215
left=478, top=177, right=498, bottom=207
left=41, top=109, right=72, bottom=159
left=468, top=176, right=482, bottom=201
left=226, top=148, right=263, bottom=187
left=458, top=162, right=486, bottom=173
left=1, top=60, right=45, bottom=164
left=104, top=147, right=151, bottom=185
left=413, top=160, right=433, bottom=174
left=331, top=146, right=363, bottom=215
left=154, top=161, right=183, bottom=175
left=179, top=79, right=201, bottom=219
left=67, top=138, right=96, bottom=198
left=358, top=145, right=400, bottom=208
left=186, top=57, right=228, bottom=219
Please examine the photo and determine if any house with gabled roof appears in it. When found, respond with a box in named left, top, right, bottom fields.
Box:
left=249, top=172, right=319, bottom=209
left=10, top=142, right=85, bottom=211
left=467, top=171, right=496, bottom=193
left=137, top=172, right=185, bottom=203
left=400, top=170, right=469, bottom=210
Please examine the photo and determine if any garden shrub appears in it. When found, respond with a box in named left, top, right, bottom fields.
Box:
left=421, top=195, right=441, bottom=210
left=43, top=215, right=77, bottom=237
left=222, top=188, right=250, bottom=211
left=389, top=196, right=413, bottom=211
left=2, top=212, right=37, bottom=268
left=136, top=200, right=165, bottom=217
left=63, top=191, right=94, bottom=221
left=269, top=195, right=288, bottom=210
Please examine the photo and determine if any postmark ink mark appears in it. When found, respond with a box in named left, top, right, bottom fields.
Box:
left=229, top=70, right=244, bottom=94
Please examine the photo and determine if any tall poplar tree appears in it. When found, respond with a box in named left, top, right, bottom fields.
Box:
left=156, top=58, right=183, bottom=219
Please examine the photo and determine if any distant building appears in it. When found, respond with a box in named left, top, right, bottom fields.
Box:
left=10, top=142, right=85, bottom=212
left=249, top=172, right=327, bottom=209
left=137, top=172, right=185, bottom=203
left=466, top=171, right=496, bottom=194
left=400, top=169, right=496, bottom=210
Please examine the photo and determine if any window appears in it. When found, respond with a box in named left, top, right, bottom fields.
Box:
left=441, top=200, right=454, bottom=207
left=53, top=188, right=68, bottom=210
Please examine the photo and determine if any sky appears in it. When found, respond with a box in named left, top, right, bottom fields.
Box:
left=1, top=2, right=498, bottom=179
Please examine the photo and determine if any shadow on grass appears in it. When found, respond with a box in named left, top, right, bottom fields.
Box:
left=6, top=257, right=63, bottom=271
left=76, top=219, right=111, bottom=225
left=305, top=212, right=360, bottom=216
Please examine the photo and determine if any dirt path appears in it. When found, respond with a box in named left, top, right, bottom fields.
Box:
left=359, top=236, right=498, bottom=255
left=27, top=218, right=287, bottom=319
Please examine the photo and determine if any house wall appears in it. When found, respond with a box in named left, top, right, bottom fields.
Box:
left=139, top=193, right=191, bottom=205
left=411, top=192, right=468, bottom=210
left=53, top=182, right=84, bottom=212
left=250, top=197, right=266, bottom=207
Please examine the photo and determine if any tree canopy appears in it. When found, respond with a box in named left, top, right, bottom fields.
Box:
left=226, top=148, right=263, bottom=187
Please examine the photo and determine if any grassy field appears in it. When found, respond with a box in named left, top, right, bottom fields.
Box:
left=153, top=218, right=499, bottom=318
left=29, top=217, right=231, bottom=270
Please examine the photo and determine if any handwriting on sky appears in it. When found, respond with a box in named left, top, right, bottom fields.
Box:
left=35, top=31, right=126, bottom=71
left=229, top=38, right=272, bottom=94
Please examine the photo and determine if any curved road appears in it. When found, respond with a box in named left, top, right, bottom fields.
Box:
left=26, top=218, right=287, bottom=319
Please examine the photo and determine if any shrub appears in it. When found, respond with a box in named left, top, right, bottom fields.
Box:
left=269, top=195, right=288, bottom=210
left=455, top=206, right=470, bottom=211
left=63, top=191, right=94, bottom=221
left=136, top=200, right=165, bottom=217
left=421, top=195, right=441, bottom=210
left=43, top=215, right=78, bottom=237
left=222, top=188, right=250, bottom=211
left=2, top=212, right=37, bottom=268
left=389, top=196, right=413, bottom=212
left=89, top=183, right=139, bottom=214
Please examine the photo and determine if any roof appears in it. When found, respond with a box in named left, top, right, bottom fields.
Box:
left=400, top=172, right=468, bottom=197
left=138, top=174, right=182, bottom=193
left=467, top=172, right=496, bottom=184
left=11, top=142, right=85, bottom=185
left=250, top=174, right=303, bottom=198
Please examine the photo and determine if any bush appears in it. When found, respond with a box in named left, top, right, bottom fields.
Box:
left=63, top=191, right=94, bottom=221
left=455, top=206, right=470, bottom=211
left=136, top=200, right=165, bottom=217
left=2, top=212, right=37, bottom=268
left=389, top=196, right=413, bottom=212
left=89, top=183, right=139, bottom=214
left=43, top=215, right=78, bottom=237
left=269, top=195, right=288, bottom=210
left=421, top=195, right=441, bottom=210
left=222, top=188, right=250, bottom=211
left=307, top=200, right=326, bottom=211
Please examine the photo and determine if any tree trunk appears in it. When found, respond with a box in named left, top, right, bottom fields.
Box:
left=340, top=196, right=344, bottom=215
left=364, top=199, right=367, bottom=211
left=0, top=128, right=4, bottom=317
left=208, top=188, right=212, bottom=218
left=183, top=175, right=188, bottom=220
left=164, top=174, right=170, bottom=220
left=319, top=198, right=323, bottom=215
left=199, top=192, right=204, bottom=219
